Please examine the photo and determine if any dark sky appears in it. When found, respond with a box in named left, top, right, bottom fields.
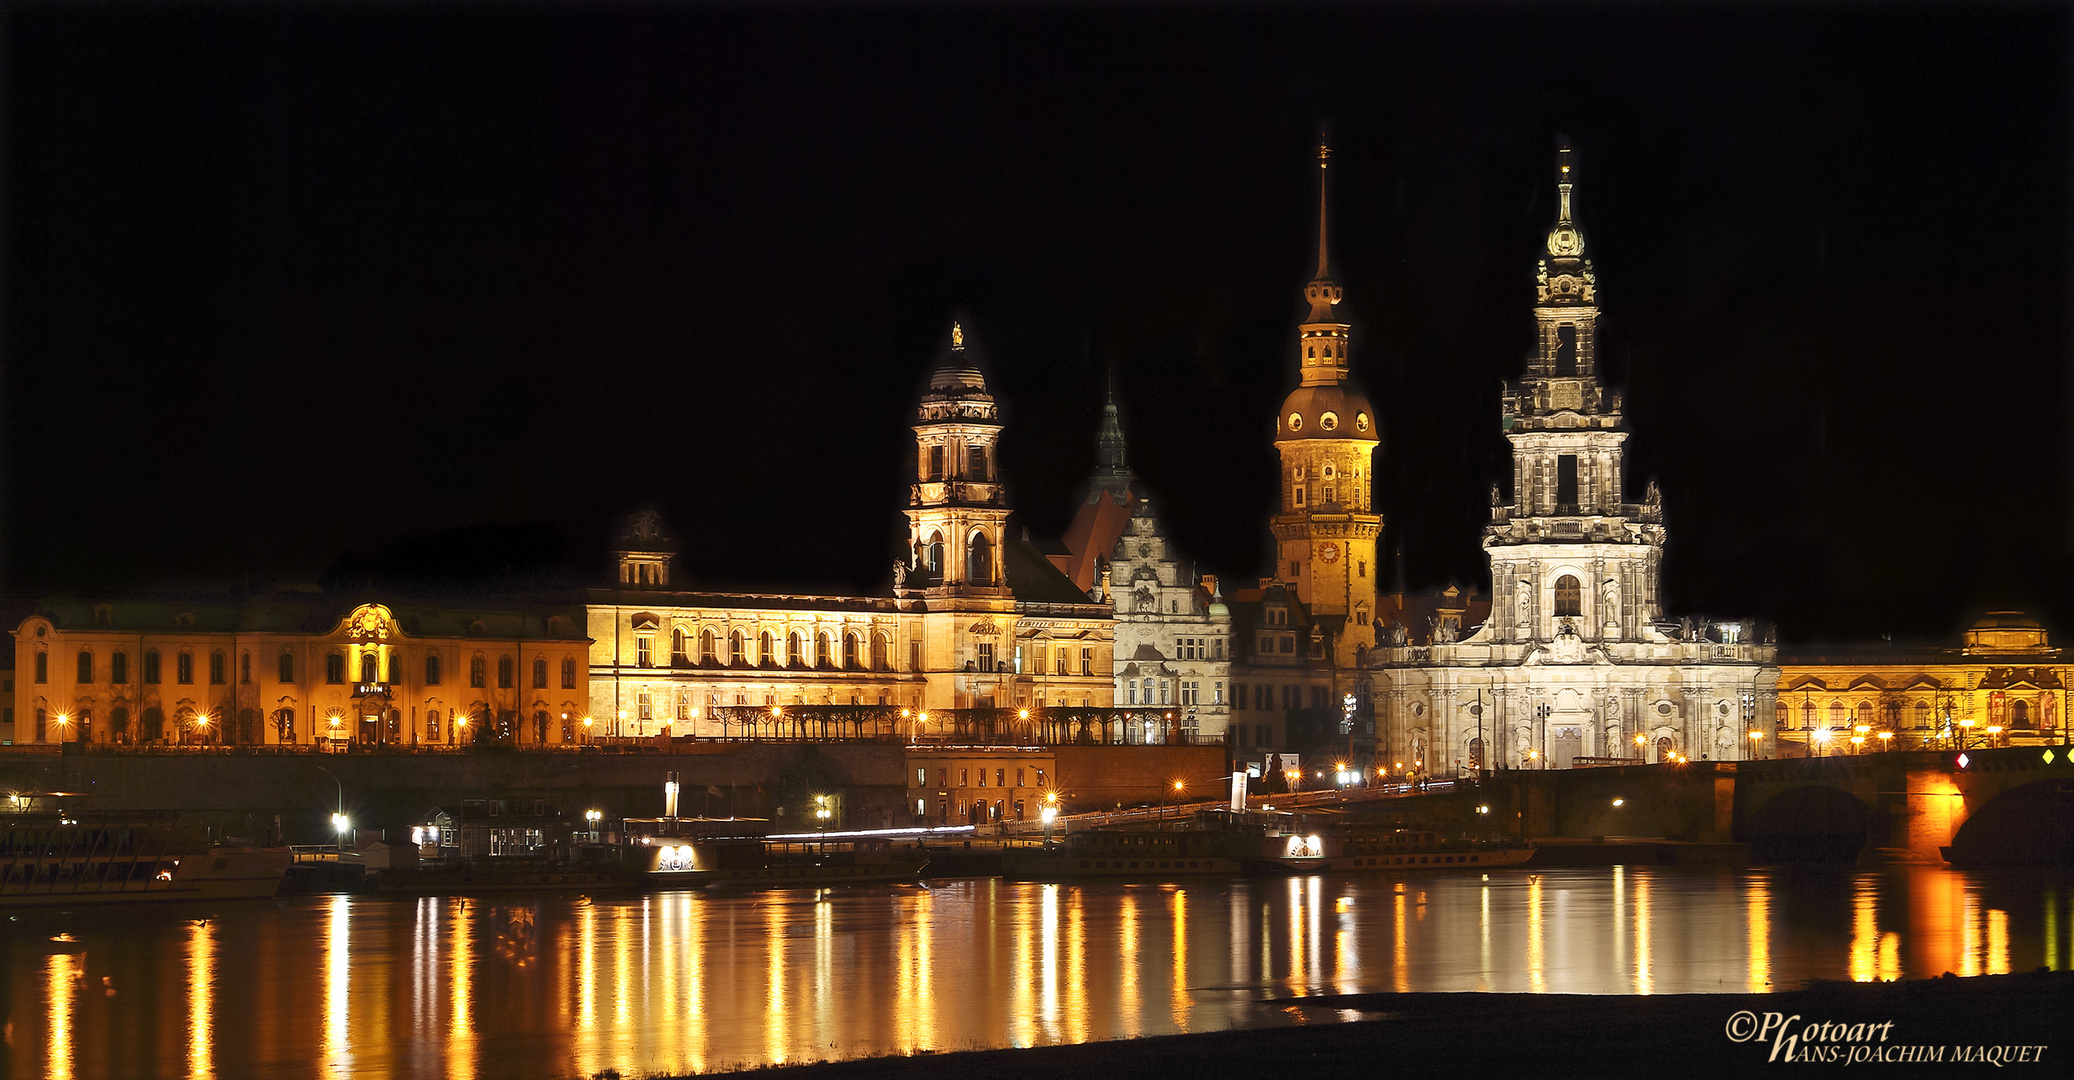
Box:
left=3, top=3, right=2067, bottom=645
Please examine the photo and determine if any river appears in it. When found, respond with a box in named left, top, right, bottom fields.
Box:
left=4, top=864, right=2070, bottom=1079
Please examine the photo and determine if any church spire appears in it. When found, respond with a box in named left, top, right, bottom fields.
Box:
left=1302, top=141, right=1343, bottom=326
left=1091, top=369, right=1131, bottom=495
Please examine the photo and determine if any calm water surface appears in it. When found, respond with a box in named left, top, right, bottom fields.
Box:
left=4, top=865, right=2071, bottom=1079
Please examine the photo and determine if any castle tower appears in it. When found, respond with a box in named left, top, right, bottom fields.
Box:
left=1482, top=148, right=1667, bottom=644
left=904, top=321, right=1012, bottom=599
left=1269, top=143, right=1382, bottom=664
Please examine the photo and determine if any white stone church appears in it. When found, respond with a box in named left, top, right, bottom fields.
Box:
left=1366, top=150, right=1778, bottom=772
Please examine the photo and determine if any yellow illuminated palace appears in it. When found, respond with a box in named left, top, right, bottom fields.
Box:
left=11, top=597, right=589, bottom=746
left=1775, top=612, right=2068, bottom=754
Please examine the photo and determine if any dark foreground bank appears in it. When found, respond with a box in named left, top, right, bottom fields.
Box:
left=637, top=970, right=2071, bottom=1080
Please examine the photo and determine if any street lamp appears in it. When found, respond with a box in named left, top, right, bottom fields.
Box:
left=194, top=711, right=213, bottom=746
left=1040, top=796, right=1059, bottom=846
left=315, top=764, right=347, bottom=852
left=53, top=712, right=72, bottom=744
left=1878, top=731, right=1894, bottom=751
left=813, top=794, right=832, bottom=832
left=1749, top=730, right=1765, bottom=758
left=585, top=808, right=602, bottom=841
left=1812, top=728, right=1830, bottom=757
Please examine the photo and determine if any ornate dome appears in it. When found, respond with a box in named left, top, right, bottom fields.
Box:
left=1275, top=384, right=1380, bottom=443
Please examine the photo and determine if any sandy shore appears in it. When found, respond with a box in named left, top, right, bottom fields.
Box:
left=636, top=970, right=2071, bottom=1079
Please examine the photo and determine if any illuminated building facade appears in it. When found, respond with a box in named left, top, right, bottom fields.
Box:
left=1058, top=385, right=1233, bottom=744
left=10, top=597, right=589, bottom=746
left=588, top=323, right=1116, bottom=738
left=1367, top=150, right=1778, bottom=771
left=1776, top=612, right=2070, bottom=755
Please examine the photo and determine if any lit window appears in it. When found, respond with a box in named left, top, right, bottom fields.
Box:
left=1554, top=575, right=1581, bottom=617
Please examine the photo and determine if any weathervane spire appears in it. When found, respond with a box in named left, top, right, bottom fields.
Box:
left=1316, top=140, right=1331, bottom=280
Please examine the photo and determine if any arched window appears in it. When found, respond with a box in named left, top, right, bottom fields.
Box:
left=426, top=653, right=442, bottom=685
left=1554, top=323, right=1578, bottom=376
left=672, top=628, right=688, bottom=664
left=788, top=631, right=804, bottom=667
left=928, top=445, right=945, bottom=481
left=387, top=654, right=401, bottom=684
left=1553, top=575, right=1581, bottom=617
left=925, top=532, right=944, bottom=573
left=279, top=651, right=294, bottom=683
left=1468, top=736, right=1484, bottom=769
left=1775, top=701, right=1788, bottom=728
left=1914, top=702, right=1932, bottom=729
left=1854, top=701, right=1873, bottom=726
left=532, top=657, right=548, bottom=689
left=817, top=631, right=832, bottom=668
left=77, top=649, right=94, bottom=684
left=968, top=531, right=993, bottom=584
left=427, top=710, right=441, bottom=741
left=562, top=657, right=577, bottom=689
left=1800, top=701, right=1815, bottom=729
left=2011, top=700, right=2032, bottom=729
left=360, top=653, right=379, bottom=684
left=871, top=632, right=889, bottom=671
left=730, top=631, right=746, bottom=667
left=700, top=629, right=717, bottom=665
left=144, top=650, right=161, bottom=684
left=1827, top=701, right=1846, bottom=727
left=1656, top=736, right=1673, bottom=763
left=470, top=656, right=486, bottom=688
left=498, top=657, right=513, bottom=689
left=759, top=631, right=775, bottom=666
left=844, top=633, right=861, bottom=670
left=111, top=651, right=128, bottom=685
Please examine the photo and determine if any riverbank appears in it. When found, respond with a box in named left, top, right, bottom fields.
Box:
left=645, top=969, right=2071, bottom=1080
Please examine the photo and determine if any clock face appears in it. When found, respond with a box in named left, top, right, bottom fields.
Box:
left=1316, top=544, right=1340, bottom=564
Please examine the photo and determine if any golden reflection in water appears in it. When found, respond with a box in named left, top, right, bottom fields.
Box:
left=612, top=904, right=633, bottom=1027
left=764, top=898, right=789, bottom=1064
left=1118, top=891, right=1140, bottom=1038
left=1038, top=884, right=1059, bottom=1040
left=1477, top=883, right=1492, bottom=992
left=573, top=899, right=599, bottom=1075
left=1850, top=878, right=1878, bottom=982
left=1065, top=888, right=1088, bottom=1044
left=896, top=887, right=936, bottom=1050
left=1170, top=889, right=1190, bottom=1031
left=2046, top=886, right=2060, bottom=971
left=1988, top=908, right=2010, bottom=975
left=1526, top=876, right=1545, bottom=993
left=188, top=917, right=215, bottom=1079
left=1285, top=878, right=1306, bottom=986
left=448, top=899, right=475, bottom=1080
left=1334, top=891, right=1358, bottom=994
left=1009, top=887, right=1035, bottom=1047
left=46, top=951, right=78, bottom=1080
left=684, top=895, right=706, bottom=1073
left=1960, top=890, right=1981, bottom=977
left=1633, top=872, right=1653, bottom=995
left=1307, top=878, right=1325, bottom=986
left=323, top=894, right=350, bottom=1074
left=1746, top=874, right=1771, bottom=991
left=1392, top=882, right=1409, bottom=992
left=1611, top=865, right=1626, bottom=976
left=1229, top=890, right=1247, bottom=988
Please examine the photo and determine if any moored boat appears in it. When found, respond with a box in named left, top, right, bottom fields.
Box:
left=1, top=803, right=290, bottom=907
left=623, top=817, right=929, bottom=889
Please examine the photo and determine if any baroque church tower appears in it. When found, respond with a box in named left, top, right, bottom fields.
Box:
left=1270, top=144, right=1382, bottom=666
left=904, top=321, right=1012, bottom=600
left=1481, top=148, right=1666, bottom=645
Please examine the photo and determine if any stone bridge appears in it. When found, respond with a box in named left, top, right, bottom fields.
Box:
left=1733, top=746, right=2074, bottom=863
left=1417, top=746, right=2074, bottom=864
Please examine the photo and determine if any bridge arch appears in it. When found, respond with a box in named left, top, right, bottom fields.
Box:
left=1944, top=779, right=2074, bottom=867
left=1743, top=784, right=1875, bottom=861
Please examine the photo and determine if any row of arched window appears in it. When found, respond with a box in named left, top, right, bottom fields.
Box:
left=666, top=626, right=896, bottom=672
left=1780, top=694, right=2061, bottom=731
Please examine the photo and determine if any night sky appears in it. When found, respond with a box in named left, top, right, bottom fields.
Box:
left=3, top=4, right=2067, bottom=645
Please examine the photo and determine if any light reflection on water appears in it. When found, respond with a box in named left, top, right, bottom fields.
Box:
left=6, top=864, right=2071, bottom=1080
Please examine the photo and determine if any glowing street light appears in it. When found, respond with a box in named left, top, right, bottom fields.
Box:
left=53, top=712, right=72, bottom=744
left=585, top=808, right=602, bottom=841
left=1878, top=731, right=1894, bottom=750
